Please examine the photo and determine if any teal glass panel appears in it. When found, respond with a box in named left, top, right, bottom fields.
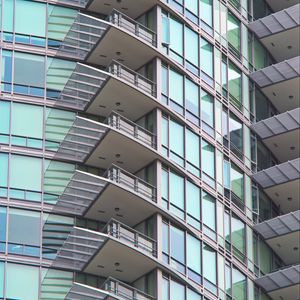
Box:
left=203, top=244, right=217, bottom=284
left=162, top=277, right=169, bottom=300
left=232, top=268, right=246, bottom=300
left=185, top=78, right=199, bottom=115
left=162, top=222, right=169, bottom=253
left=169, top=120, right=184, bottom=157
left=0, top=207, right=6, bottom=252
left=187, top=289, right=201, bottom=300
left=12, top=103, right=43, bottom=139
left=201, top=0, right=213, bottom=27
left=6, top=263, right=39, bottom=300
left=162, top=117, right=168, bottom=147
left=227, top=13, right=241, bottom=52
left=186, top=129, right=200, bottom=168
left=232, top=215, right=246, bottom=257
left=0, top=101, right=10, bottom=135
left=200, top=38, right=213, bottom=77
left=231, top=164, right=244, bottom=201
left=170, top=225, right=185, bottom=264
left=169, top=69, right=184, bottom=106
left=169, top=17, right=183, bottom=56
left=223, top=160, right=231, bottom=189
left=259, top=241, right=272, bottom=274
left=201, top=140, right=215, bottom=178
left=254, top=38, right=267, bottom=70
left=162, top=65, right=168, bottom=95
left=162, top=169, right=169, bottom=200
left=10, top=155, right=42, bottom=192
left=0, top=262, right=3, bottom=297
left=187, top=234, right=201, bottom=274
left=225, top=264, right=232, bottom=295
left=15, top=0, right=46, bottom=36
left=14, top=52, right=45, bottom=87
left=162, top=14, right=170, bottom=45
left=186, top=0, right=198, bottom=15
left=228, top=63, right=242, bottom=108
left=185, top=27, right=199, bottom=66
left=202, top=192, right=216, bottom=231
left=201, top=90, right=214, bottom=127
left=170, top=280, right=185, bottom=300
left=1, top=50, right=13, bottom=83
left=229, top=113, right=243, bottom=154
left=0, top=153, right=8, bottom=187
left=3, top=0, right=13, bottom=32
left=186, top=181, right=200, bottom=220
left=169, top=171, right=184, bottom=211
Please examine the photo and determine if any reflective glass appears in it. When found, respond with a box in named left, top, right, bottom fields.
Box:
left=185, top=27, right=199, bottom=66
left=232, top=215, right=246, bottom=257
left=0, top=153, right=8, bottom=187
left=201, top=90, right=214, bottom=127
left=1, top=50, right=12, bottom=83
left=185, top=79, right=199, bottom=115
left=170, top=280, right=185, bottom=300
left=0, top=101, right=10, bottom=136
left=170, top=171, right=184, bottom=212
left=186, top=129, right=200, bottom=168
left=227, top=13, right=241, bottom=52
left=0, top=262, right=3, bottom=297
left=202, top=192, right=216, bottom=231
left=186, top=181, right=200, bottom=221
left=200, top=38, right=213, bottom=77
left=169, top=70, right=184, bottom=106
left=169, top=17, right=183, bottom=56
left=232, top=268, right=246, bottom=300
left=229, top=113, right=243, bottom=154
left=228, top=63, right=242, bottom=108
left=203, top=244, right=216, bottom=284
left=231, top=164, right=244, bottom=201
left=201, top=140, right=215, bottom=178
left=0, top=207, right=6, bottom=252
left=170, top=226, right=185, bottom=264
left=201, top=0, right=213, bottom=27
left=187, top=234, right=201, bottom=274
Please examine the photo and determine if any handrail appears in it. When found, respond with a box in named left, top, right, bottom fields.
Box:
left=106, top=111, right=157, bottom=148
left=102, top=276, right=155, bottom=300
left=104, top=164, right=157, bottom=202
left=108, top=9, right=157, bottom=46
left=108, top=60, right=157, bottom=97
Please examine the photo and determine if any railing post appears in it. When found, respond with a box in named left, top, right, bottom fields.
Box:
left=134, top=232, right=139, bottom=248
left=135, top=24, right=139, bottom=36
left=134, top=178, right=139, bottom=193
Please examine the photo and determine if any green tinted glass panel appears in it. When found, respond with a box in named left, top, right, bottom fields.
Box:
left=202, top=192, right=216, bottom=230
left=186, top=129, right=200, bottom=167
left=170, top=226, right=185, bottom=263
left=169, top=120, right=184, bottom=157
left=227, top=13, right=241, bottom=52
left=203, top=244, right=216, bottom=284
left=169, top=171, right=184, bottom=210
left=201, top=90, right=214, bottom=127
left=232, top=215, right=245, bottom=255
left=3, top=0, right=13, bottom=32
left=0, top=101, right=10, bottom=134
left=231, top=164, right=244, bottom=201
left=0, top=153, right=8, bottom=186
left=1, top=50, right=12, bottom=83
left=6, top=263, right=39, bottom=300
left=185, top=78, right=199, bottom=115
left=228, top=63, right=242, bottom=107
left=185, top=27, right=199, bottom=66
left=169, top=69, right=184, bottom=106
left=187, top=234, right=201, bottom=274
left=200, top=38, right=213, bottom=77
left=232, top=268, right=246, bottom=300
left=201, top=0, right=213, bottom=27
left=0, top=262, right=3, bottom=297
left=186, top=181, right=200, bottom=220
left=202, top=140, right=215, bottom=178
left=0, top=207, right=6, bottom=244
left=169, top=17, right=183, bottom=55
left=170, top=280, right=185, bottom=299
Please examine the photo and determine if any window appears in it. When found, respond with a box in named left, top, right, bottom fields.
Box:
left=169, top=119, right=184, bottom=165
left=202, top=192, right=216, bottom=238
left=185, top=78, right=199, bottom=118
left=185, top=27, right=199, bottom=72
left=232, top=214, right=246, bottom=260
left=169, top=69, right=184, bottom=107
left=186, top=181, right=201, bottom=229
left=170, top=225, right=185, bottom=270
left=200, top=0, right=213, bottom=28
left=187, top=234, right=201, bottom=282
left=203, top=244, right=217, bottom=289
left=0, top=101, right=10, bottom=143
left=0, top=262, right=3, bottom=297
left=228, top=62, right=242, bottom=109
left=186, top=129, right=200, bottom=175
left=0, top=154, right=8, bottom=193
left=201, top=140, right=215, bottom=181
left=8, top=209, right=40, bottom=256
left=0, top=207, right=6, bottom=252
left=169, top=171, right=185, bottom=218
left=6, top=263, right=39, bottom=300
left=232, top=268, right=246, bottom=300
left=169, top=17, right=184, bottom=63
left=231, top=164, right=244, bottom=201
left=170, top=280, right=185, bottom=299
left=201, top=90, right=214, bottom=129
left=200, top=38, right=214, bottom=78
left=229, top=112, right=243, bottom=156
left=227, top=13, right=241, bottom=55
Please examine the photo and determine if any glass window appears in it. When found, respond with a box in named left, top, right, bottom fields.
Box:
left=170, top=225, right=185, bottom=264
left=186, top=0, right=198, bottom=16
left=186, top=129, right=200, bottom=170
left=254, top=38, right=267, bottom=70
left=260, top=241, right=272, bottom=274
left=186, top=181, right=200, bottom=223
left=162, top=14, right=170, bottom=44
left=0, top=154, right=8, bottom=188
left=170, top=280, right=185, bottom=300
left=169, top=70, right=184, bottom=106
left=185, top=79, right=199, bottom=116
left=10, top=155, right=42, bottom=192
left=169, top=120, right=184, bottom=158
left=1, top=50, right=13, bottom=84
left=162, top=277, right=169, bottom=300
left=201, top=140, right=215, bottom=178
left=232, top=215, right=246, bottom=258
left=162, top=65, right=168, bottom=95
left=187, top=234, right=201, bottom=275
left=227, top=13, right=241, bottom=53
left=185, top=27, right=199, bottom=67
left=201, top=0, right=213, bottom=27
left=162, top=222, right=169, bottom=254
left=202, top=192, right=216, bottom=231
left=200, top=38, right=213, bottom=78
left=231, top=164, right=244, bottom=201
left=229, top=113, right=243, bottom=154
left=0, top=262, right=3, bottom=297
left=0, top=207, right=6, bottom=252
left=201, top=90, right=214, bottom=127
left=8, top=209, right=40, bottom=256
left=187, top=288, right=202, bottom=300
left=0, top=101, right=10, bottom=138
left=169, top=17, right=183, bottom=61
left=6, top=263, right=39, bottom=300
left=232, top=268, right=246, bottom=300
left=170, top=171, right=184, bottom=216
left=203, top=244, right=217, bottom=284
left=228, top=62, right=242, bottom=109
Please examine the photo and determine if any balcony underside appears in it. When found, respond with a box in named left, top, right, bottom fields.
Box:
left=85, top=25, right=157, bottom=70
left=252, top=108, right=300, bottom=162
left=265, top=0, right=299, bottom=12
left=66, top=283, right=111, bottom=300
left=52, top=170, right=157, bottom=227
left=253, top=159, right=300, bottom=213
left=255, top=265, right=300, bottom=300
left=249, top=4, right=300, bottom=61
left=86, top=0, right=156, bottom=19
left=254, top=211, right=300, bottom=264
left=53, top=228, right=157, bottom=282
left=85, top=74, right=157, bottom=120
left=250, top=57, right=300, bottom=113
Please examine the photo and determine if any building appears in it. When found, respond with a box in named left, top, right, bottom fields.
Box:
left=0, top=0, right=299, bottom=299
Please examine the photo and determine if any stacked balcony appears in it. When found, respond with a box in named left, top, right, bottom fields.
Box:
left=250, top=4, right=300, bottom=299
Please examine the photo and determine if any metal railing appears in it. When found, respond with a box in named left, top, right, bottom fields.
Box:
left=103, top=277, right=155, bottom=300
left=107, top=111, right=157, bottom=148
left=104, top=165, right=157, bottom=202
left=103, top=219, right=157, bottom=257
left=109, top=60, right=157, bottom=97
left=109, top=9, right=157, bottom=47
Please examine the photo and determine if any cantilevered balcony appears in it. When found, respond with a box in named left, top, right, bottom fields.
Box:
left=54, top=112, right=158, bottom=173
left=51, top=60, right=157, bottom=120
left=250, top=56, right=300, bottom=113
left=253, top=158, right=300, bottom=213
left=50, top=164, right=157, bottom=226
left=265, top=0, right=299, bottom=12
left=252, top=108, right=300, bottom=162
left=52, top=219, right=158, bottom=282
left=66, top=277, right=155, bottom=300
left=249, top=4, right=300, bottom=61
left=255, top=265, right=300, bottom=300
left=254, top=211, right=300, bottom=265
left=59, top=10, right=157, bottom=69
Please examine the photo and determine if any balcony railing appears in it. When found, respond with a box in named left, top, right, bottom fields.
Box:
left=109, top=9, right=157, bottom=46
left=109, top=60, right=157, bottom=97
left=103, top=277, right=155, bottom=300
left=103, top=219, right=157, bottom=257
left=107, top=111, right=157, bottom=148
left=105, top=165, right=157, bottom=202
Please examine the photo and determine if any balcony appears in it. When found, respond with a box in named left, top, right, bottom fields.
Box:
left=66, top=277, right=154, bottom=300
left=254, top=211, right=300, bottom=265
left=255, top=264, right=300, bottom=300
left=252, top=158, right=300, bottom=213
left=52, top=219, right=158, bottom=282
left=49, top=164, right=157, bottom=227
left=51, top=60, right=157, bottom=120
left=251, top=108, right=300, bottom=162
left=249, top=4, right=300, bottom=61
left=58, top=10, right=157, bottom=69
left=250, top=56, right=300, bottom=113
left=53, top=111, right=158, bottom=173
left=265, top=0, right=299, bottom=12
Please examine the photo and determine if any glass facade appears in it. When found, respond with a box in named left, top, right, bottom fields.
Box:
left=0, top=0, right=294, bottom=299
